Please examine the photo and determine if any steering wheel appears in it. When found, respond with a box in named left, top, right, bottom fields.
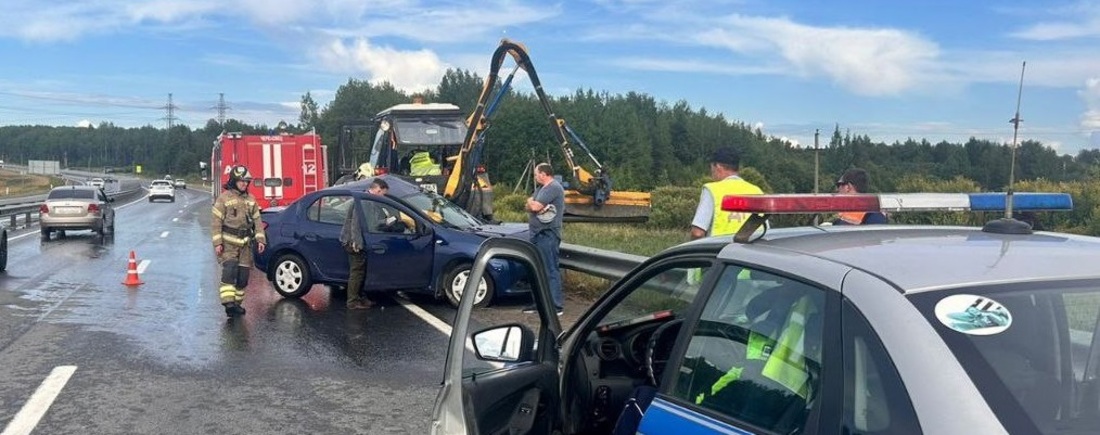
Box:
left=645, top=319, right=684, bottom=386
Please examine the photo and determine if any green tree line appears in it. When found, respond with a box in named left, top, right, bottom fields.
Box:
left=2, top=68, right=1099, bottom=233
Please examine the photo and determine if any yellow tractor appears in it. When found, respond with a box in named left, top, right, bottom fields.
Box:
left=445, top=39, right=651, bottom=222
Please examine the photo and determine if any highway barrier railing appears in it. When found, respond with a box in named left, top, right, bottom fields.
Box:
left=559, top=242, right=648, bottom=282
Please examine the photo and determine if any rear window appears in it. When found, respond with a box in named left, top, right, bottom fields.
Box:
left=48, top=189, right=95, bottom=199
left=912, top=280, right=1100, bottom=434
left=152, top=181, right=172, bottom=187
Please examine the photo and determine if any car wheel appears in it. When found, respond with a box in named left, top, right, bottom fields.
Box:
left=0, top=230, right=7, bottom=272
left=442, top=263, right=494, bottom=308
left=272, top=254, right=313, bottom=298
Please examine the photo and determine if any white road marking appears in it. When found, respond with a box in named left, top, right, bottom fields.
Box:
left=160, top=231, right=169, bottom=238
left=398, top=299, right=452, bottom=334
left=1, top=365, right=78, bottom=435
left=137, top=259, right=150, bottom=274
left=396, top=299, right=503, bottom=368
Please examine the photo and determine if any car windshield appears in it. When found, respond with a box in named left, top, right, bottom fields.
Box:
left=48, top=189, right=94, bottom=199
left=911, top=280, right=1100, bottom=434
left=397, top=188, right=482, bottom=229
left=394, top=118, right=466, bottom=145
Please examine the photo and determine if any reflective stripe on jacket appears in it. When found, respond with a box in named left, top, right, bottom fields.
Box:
left=705, top=177, right=764, bottom=236
left=212, top=190, right=265, bottom=248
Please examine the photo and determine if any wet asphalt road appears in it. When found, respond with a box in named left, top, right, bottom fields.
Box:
left=0, top=187, right=482, bottom=434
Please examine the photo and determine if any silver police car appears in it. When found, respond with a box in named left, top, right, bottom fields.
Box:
left=434, top=193, right=1100, bottom=435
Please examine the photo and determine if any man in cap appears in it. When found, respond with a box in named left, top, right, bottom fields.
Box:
left=832, top=168, right=888, bottom=225
left=690, top=146, right=764, bottom=240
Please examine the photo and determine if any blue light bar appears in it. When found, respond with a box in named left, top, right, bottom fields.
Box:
left=968, top=193, right=1073, bottom=211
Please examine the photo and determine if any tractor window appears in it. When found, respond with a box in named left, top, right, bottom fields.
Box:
left=394, top=118, right=466, bottom=145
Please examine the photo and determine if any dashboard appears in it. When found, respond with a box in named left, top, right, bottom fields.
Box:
left=569, top=310, right=681, bottom=432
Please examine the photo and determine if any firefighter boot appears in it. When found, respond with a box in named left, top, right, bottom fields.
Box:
left=224, top=302, right=245, bottom=317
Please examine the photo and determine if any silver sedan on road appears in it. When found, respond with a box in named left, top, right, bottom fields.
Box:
left=438, top=193, right=1100, bottom=435
left=39, top=185, right=115, bottom=240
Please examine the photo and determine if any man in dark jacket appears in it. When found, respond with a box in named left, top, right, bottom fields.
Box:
left=340, top=179, right=389, bottom=310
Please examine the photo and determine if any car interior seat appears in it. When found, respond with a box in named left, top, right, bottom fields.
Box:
left=971, top=295, right=1063, bottom=430
left=722, top=284, right=819, bottom=432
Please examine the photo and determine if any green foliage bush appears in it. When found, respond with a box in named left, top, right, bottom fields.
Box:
left=493, top=192, right=528, bottom=223
left=647, top=186, right=699, bottom=230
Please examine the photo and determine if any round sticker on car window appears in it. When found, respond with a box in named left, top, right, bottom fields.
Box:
left=934, top=294, right=1012, bottom=335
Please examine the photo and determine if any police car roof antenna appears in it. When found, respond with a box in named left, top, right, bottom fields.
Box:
left=983, top=61, right=1032, bottom=235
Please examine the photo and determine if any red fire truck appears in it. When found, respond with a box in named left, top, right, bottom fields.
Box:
left=211, top=131, right=328, bottom=208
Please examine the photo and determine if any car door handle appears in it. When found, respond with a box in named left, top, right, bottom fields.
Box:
left=301, top=233, right=318, bottom=242
left=369, top=244, right=386, bottom=254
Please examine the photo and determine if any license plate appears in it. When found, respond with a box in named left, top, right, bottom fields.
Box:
left=420, top=183, right=438, bottom=193
left=57, top=206, right=83, bottom=215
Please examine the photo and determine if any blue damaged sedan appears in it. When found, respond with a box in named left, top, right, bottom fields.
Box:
left=254, top=175, right=530, bottom=307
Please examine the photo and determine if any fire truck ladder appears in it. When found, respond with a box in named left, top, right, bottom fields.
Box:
left=302, top=142, right=320, bottom=195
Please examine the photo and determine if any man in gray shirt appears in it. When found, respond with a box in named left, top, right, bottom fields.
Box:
left=523, top=162, right=565, bottom=315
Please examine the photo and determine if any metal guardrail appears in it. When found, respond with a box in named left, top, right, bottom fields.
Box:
left=0, top=186, right=144, bottom=230
left=559, top=242, right=648, bottom=282
left=0, top=202, right=43, bottom=229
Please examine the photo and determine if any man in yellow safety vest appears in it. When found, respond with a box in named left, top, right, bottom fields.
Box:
left=690, top=146, right=764, bottom=240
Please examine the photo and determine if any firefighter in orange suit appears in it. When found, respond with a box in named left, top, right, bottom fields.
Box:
left=212, top=165, right=266, bottom=317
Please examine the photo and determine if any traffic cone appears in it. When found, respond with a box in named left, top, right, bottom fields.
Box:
left=122, top=250, right=144, bottom=286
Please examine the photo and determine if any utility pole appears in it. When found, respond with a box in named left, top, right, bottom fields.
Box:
left=814, top=129, right=820, bottom=194
left=214, top=93, right=230, bottom=126
left=162, top=93, right=179, bottom=131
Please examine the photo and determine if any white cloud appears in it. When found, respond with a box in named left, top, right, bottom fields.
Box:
left=2, top=0, right=544, bottom=42
left=124, top=1, right=219, bottom=23
left=1082, top=78, right=1100, bottom=127
left=695, top=15, right=940, bottom=96
left=325, top=3, right=559, bottom=44
left=1082, top=78, right=1100, bottom=138
left=315, top=38, right=448, bottom=93
left=1009, top=1, right=1100, bottom=41
left=76, top=119, right=93, bottom=128
left=609, top=57, right=785, bottom=75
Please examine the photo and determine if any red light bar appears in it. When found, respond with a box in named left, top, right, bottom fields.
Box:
left=721, top=194, right=881, bottom=214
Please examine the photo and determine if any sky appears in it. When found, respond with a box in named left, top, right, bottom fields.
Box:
left=0, top=0, right=1098, bottom=155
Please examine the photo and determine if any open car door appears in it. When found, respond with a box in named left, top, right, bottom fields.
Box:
left=432, top=237, right=563, bottom=435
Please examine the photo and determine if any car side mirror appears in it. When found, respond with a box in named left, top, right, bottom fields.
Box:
left=471, top=324, right=535, bottom=363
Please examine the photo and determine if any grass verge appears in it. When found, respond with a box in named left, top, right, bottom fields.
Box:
left=0, top=169, right=62, bottom=197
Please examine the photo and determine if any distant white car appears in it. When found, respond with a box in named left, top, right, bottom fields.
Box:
left=173, top=179, right=187, bottom=189
left=88, top=178, right=105, bottom=189
left=149, top=180, right=175, bottom=202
